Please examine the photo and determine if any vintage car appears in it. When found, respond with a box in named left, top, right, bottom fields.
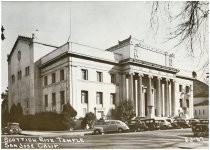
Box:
left=141, top=119, right=157, bottom=130
left=2, top=122, right=22, bottom=135
left=127, top=119, right=148, bottom=132
left=189, top=119, right=200, bottom=127
left=155, top=119, right=172, bottom=130
left=192, top=120, right=209, bottom=136
left=175, top=118, right=190, bottom=128
left=93, top=120, right=129, bottom=135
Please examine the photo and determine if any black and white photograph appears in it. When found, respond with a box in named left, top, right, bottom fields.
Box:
left=1, top=1, right=209, bottom=149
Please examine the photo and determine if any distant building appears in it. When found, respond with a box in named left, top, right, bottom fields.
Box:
left=7, top=35, right=194, bottom=119
left=193, top=78, right=209, bottom=119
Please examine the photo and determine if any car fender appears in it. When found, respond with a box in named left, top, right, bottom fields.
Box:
left=93, top=126, right=104, bottom=133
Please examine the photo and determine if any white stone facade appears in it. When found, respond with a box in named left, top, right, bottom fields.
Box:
left=8, top=36, right=194, bottom=119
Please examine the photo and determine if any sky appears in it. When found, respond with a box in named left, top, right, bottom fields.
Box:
left=1, top=1, right=209, bottom=92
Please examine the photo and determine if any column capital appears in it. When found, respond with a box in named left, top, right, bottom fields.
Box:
left=137, top=73, right=144, bottom=77
left=148, top=75, right=153, bottom=79
left=165, top=78, right=170, bottom=82
left=156, top=76, right=162, bottom=80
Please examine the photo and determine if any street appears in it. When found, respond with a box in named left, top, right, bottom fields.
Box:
left=1, top=128, right=209, bottom=149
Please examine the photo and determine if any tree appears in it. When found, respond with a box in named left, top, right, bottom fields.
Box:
left=115, top=100, right=136, bottom=123
left=81, top=112, right=96, bottom=129
left=62, top=102, right=77, bottom=118
left=1, top=88, right=9, bottom=126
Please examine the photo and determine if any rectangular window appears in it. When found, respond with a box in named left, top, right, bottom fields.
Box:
left=60, top=69, right=64, bottom=81
left=186, top=99, right=189, bottom=108
left=52, top=73, right=56, bottom=83
left=44, top=95, right=48, bottom=107
left=199, top=110, right=200, bottom=115
left=110, top=73, right=116, bottom=84
left=96, top=92, right=103, bottom=104
left=186, top=86, right=189, bottom=93
left=60, top=91, right=65, bottom=105
left=18, top=71, right=22, bottom=80
left=11, top=75, right=15, bottom=83
left=25, top=66, right=30, bottom=76
left=44, top=76, right=48, bottom=86
left=52, top=93, right=56, bottom=106
left=195, top=110, right=197, bottom=115
left=110, top=93, right=116, bottom=105
left=81, top=91, right=88, bottom=104
left=179, top=99, right=182, bottom=107
left=81, top=69, right=88, bottom=80
left=26, top=100, right=29, bottom=108
left=203, top=110, right=205, bottom=115
left=179, top=85, right=182, bottom=92
left=97, top=71, right=103, bottom=82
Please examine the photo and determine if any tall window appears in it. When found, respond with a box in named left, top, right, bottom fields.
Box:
left=81, top=69, right=88, bottom=80
left=203, top=110, right=205, bottom=115
left=186, top=99, right=189, bottom=108
left=60, top=69, right=64, bottom=81
left=26, top=100, right=29, bottom=108
left=44, top=76, right=48, bottom=86
left=81, top=91, right=88, bottom=104
left=52, top=93, right=56, bottom=107
left=25, top=66, right=30, bottom=76
left=11, top=75, right=15, bottom=83
left=44, top=95, right=48, bottom=107
left=195, top=110, right=197, bottom=115
left=179, top=85, right=182, bottom=92
left=110, top=73, right=116, bottom=84
left=97, top=72, right=103, bottom=82
left=186, top=86, right=189, bottom=93
left=60, top=91, right=65, bottom=106
left=179, top=99, right=182, bottom=107
left=110, top=93, right=116, bottom=105
left=18, top=70, right=22, bottom=80
left=199, top=110, right=200, bottom=115
left=52, top=73, right=56, bottom=83
left=96, top=92, right=103, bottom=104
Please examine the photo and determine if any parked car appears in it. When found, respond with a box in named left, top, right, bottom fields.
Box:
left=141, top=119, right=157, bottom=130
left=166, top=118, right=181, bottom=129
left=192, top=120, right=209, bottom=136
left=175, top=118, right=190, bottom=128
left=93, top=120, right=129, bottom=134
left=155, top=119, right=172, bottom=130
left=2, top=122, right=22, bottom=135
left=127, top=119, right=148, bottom=132
left=189, top=119, right=200, bottom=128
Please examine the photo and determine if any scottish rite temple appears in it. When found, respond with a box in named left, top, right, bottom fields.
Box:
left=7, top=35, right=194, bottom=119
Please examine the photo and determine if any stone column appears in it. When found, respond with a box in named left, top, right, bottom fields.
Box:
left=129, top=72, right=134, bottom=102
left=165, top=78, right=169, bottom=117
left=137, top=73, right=144, bottom=117
left=147, top=75, right=154, bottom=118
left=171, top=80, right=176, bottom=116
left=122, top=73, right=127, bottom=101
left=156, top=77, right=162, bottom=117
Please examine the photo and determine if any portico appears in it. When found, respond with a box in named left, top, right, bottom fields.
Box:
left=122, top=71, right=177, bottom=118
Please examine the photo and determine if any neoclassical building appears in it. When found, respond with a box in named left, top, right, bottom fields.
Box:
left=7, top=35, right=194, bottom=119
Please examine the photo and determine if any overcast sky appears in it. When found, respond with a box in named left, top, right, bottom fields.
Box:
left=1, top=1, right=209, bottom=92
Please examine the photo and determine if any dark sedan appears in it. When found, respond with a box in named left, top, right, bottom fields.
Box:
left=127, top=119, right=148, bottom=132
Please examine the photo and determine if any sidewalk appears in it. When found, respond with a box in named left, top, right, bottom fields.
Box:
left=21, top=129, right=93, bottom=136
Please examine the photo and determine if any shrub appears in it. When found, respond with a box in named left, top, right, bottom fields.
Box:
left=81, top=112, right=96, bottom=129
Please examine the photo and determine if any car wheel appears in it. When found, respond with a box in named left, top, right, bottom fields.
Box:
left=94, top=129, right=101, bottom=135
left=137, top=127, right=141, bottom=132
left=118, top=128, right=123, bottom=133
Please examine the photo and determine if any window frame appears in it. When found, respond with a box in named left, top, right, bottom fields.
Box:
left=81, top=90, right=88, bottom=104
left=96, top=92, right=103, bottom=105
left=44, top=94, right=48, bottom=107
left=81, top=69, right=88, bottom=80
left=110, top=73, right=116, bottom=84
left=52, top=72, right=56, bottom=83
left=60, top=91, right=65, bottom=105
left=60, top=69, right=65, bottom=81
left=52, top=93, right=56, bottom=106
left=97, top=71, right=103, bottom=82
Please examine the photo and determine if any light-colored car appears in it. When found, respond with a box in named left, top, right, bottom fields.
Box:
left=155, top=119, right=172, bottom=129
left=93, top=120, right=129, bottom=134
